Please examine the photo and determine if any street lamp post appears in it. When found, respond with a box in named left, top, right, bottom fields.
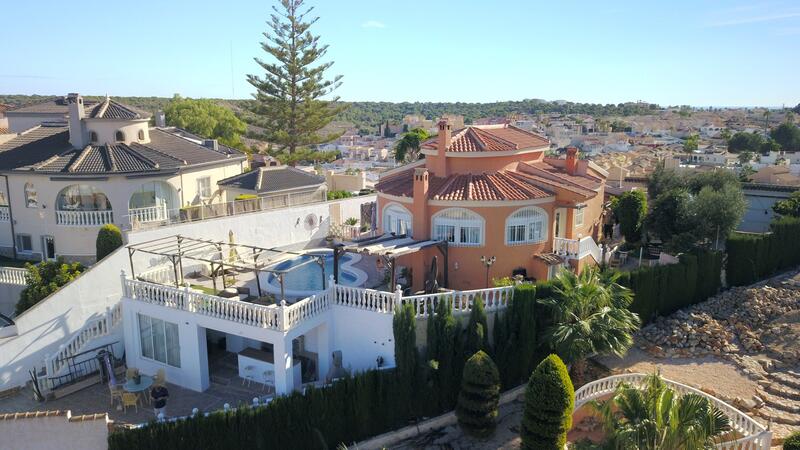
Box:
left=480, top=255, right=496, bottom=288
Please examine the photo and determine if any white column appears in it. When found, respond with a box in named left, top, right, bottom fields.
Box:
left=196, top=325, right=210, bottom=391
left=272, top=337, right=294, bottom=395
left=316, top=323, right=331, bottom=384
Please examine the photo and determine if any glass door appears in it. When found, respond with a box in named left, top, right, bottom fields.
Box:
left=41, top=236, right=56, bottom=261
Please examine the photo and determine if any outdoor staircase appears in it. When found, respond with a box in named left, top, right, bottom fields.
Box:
left=755, top=368, right=800, bottom=426
left=43, top=303, right=123, bottom=382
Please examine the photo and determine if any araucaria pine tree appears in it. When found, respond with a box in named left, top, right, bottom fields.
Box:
left=246, top=0, right=346, bottom=153
left=520, top=354, right=575, bottom=450
left=456, top=351, right=501, bottom=438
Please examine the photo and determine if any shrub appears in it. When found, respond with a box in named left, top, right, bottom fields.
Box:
left=784, top=431, right=800, bottom=450
left=613, top=190, right=647, bottom=243
left=727, top=216, right=800, bottom=286
left=327, top=190, right=353, bottom=201
left=96, top=224, right=123, bottom=260
left=464, top=296, right=489, bottom=356
left=426, top=297, right=462, bottom=411
left=456, top=351, right=501, bottom=438
left=16, top=258, right=85, bottom=315
left=520, top=354, right=574, bottom=450
left=493, top=283, right=539, bottom=388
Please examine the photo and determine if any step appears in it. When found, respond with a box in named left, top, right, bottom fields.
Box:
left=757, top=388, right=800, bottom=414
left=756, top=405, right=800, bottom=426
left=764, top=382, right=800, bottom=401
left=770, top=372, right=800, bottom=391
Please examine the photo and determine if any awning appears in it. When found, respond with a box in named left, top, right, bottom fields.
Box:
left=340, top=233, right=443, bottom=257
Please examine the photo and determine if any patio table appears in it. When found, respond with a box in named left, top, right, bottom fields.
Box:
left=124, top=374, right=154, bottom=405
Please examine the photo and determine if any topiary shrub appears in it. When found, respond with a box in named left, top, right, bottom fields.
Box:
left=96, top=224, right=123, bottom=260
left=456, top=350, right=500, bottom=438
left=520, top=354, right=575, bottom=450
left=785, top=431, right=800, bottom=450
left=464, top=295, right=489, bottom=356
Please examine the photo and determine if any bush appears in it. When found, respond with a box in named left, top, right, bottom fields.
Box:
left=520, top=354, right=574, bottom=450
left=456, top=351, right=500, bottom=438
left=727, top=216, right=800, bottom=286
left=493, top=283, right=539, bottom=388
left=327, top=190, right=353, bottom=201
left=613, top=190, right=647, bottom=243
left=464, top=296, right=489, bottom=356
left=96, top=224, right=123, bottom=260
left=16, top=258, right=85, bottom=315
left=426, top=297, right=462, bottom=412
left=784, top=431, right=800, bottom=450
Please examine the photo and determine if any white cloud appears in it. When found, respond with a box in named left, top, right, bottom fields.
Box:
left=361, top=20, right=386, bottom=29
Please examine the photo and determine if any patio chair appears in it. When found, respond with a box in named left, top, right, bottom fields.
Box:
left=122, top=393, right=139, bottom=413
left=241, top=365, right=255, bottom=387
left=262, top=370, right=275, bottom=393
left=109, top=384, right=124, bottom=407
left=153, top=368, right=166, bottom=387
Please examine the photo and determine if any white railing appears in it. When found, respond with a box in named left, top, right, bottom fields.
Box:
left=128, top=203, right=168, bottom=224
left=45, top=303, right=122, bottom=377
left=55, top=209, right=114, bottom=227
left=284, top=291, right=331, bottom=329
left=335, top=284, right=398, bottom=313
left=578, top=236, right=602, bottom=264
left=0, top=267, right=27, bottom=285
left=123, top=278, right=283, bottom=330
left=553, top=237, right=580, bottom=258
left=122, top=190, right=346, bottom=231
left=574, top=373, right=772, bottom=450
left=138, top=263, right=210, bottom=286
left=0, top=205, right=9, bottom=223
left=401, top=286, right=514, bottom=318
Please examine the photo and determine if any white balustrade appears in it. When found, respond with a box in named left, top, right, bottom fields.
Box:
left=55, top=209, right=114, bottom=227
left=0, top=267, right=27, bottom=285
left=334, top=285, right=397, bottom=313
left=0, top=206, right=9, bottom=223
left=128, top=203, right=168, bottom=224
left=574, top=373, right=772, bottom=450
left=553, top=237, right=580, bottom=258
left=45, top=302, right=122, bottom=377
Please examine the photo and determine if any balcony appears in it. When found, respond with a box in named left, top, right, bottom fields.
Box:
left=553, top=236, right=602, bottom=263
left=55, top=209, right=114, bottom=227
left=128, top=204, right=169, bottom=225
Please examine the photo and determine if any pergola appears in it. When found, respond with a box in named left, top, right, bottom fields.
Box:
left=126, top=235, right=330, bottom=301
left=333, top=233, right=448, bottom=289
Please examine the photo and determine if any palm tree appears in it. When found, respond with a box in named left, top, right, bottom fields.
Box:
left=590, top=373, right=731, bottom=449
left=394, top=128, right=430, bottom=163
left=538, top=267, right=640, bottom=385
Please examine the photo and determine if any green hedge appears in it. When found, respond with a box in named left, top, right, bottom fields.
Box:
left=96, top=224, right=123, bottom=261
left=784, top=431, right=800, bottom=450
left=521, top=354, right=574, bottom=450
left=727, top=217, right=800, bottom=286
left=616, top=250, right=722, bottom=324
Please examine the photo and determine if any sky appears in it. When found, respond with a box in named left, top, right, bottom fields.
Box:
left=1, top=0, right=799, bottom=107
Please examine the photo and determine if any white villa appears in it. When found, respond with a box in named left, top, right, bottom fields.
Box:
left=0, top=94, right=247, bottom=263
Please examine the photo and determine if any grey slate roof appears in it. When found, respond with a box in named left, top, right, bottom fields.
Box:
left=218, top=166, right=325, bottom=194
left=87, top=99, right=152, bottom=120
left=5, top=97, right=99, bottom=115
left=0, top=126, right=244, bottom=175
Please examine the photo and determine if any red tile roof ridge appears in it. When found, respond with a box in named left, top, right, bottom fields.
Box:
left=471, top=127, right=519, bottom=150
left=496, top=170, right=553, bottom=198
left=508, top=169, right=596, bottom=198
left=520, top=160, right=603, bottom=186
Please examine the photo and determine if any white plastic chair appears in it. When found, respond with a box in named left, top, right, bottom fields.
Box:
left=241, top=365, right=255, bottom=387
left=262, top=370, right=274, bottom=392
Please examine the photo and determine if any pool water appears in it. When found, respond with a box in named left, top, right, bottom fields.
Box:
left=267, top=253, right=358, bottom=292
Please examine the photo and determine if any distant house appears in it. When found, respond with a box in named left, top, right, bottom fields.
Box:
left=217, top=165, right=327, bottom=207
left=5, top=96, right=101, bottom=133
left=0, top=93, right=246, bottom=263
left=750, top=165, right=800, bottom=186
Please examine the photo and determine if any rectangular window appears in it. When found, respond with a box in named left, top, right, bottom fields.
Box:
left=575, top=207, right=585, bottom=227
left=529, top=222, right=544, bottom=242
left=138, top=313, right=181, bottom=368
left=197, top=177, right=212, bottom=198
left=508, top=224, right=526, bottom=243
left=434, top=224, right=456, bottom=243
left=15, top=234, right=32, bottom=252
left=460, top=226, right=480, bottom=245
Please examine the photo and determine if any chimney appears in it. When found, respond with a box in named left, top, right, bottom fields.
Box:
left=566, top=146, right=579, bottom=175
left=430, top=119, right=451, bottom=176
left=155, top=110, right=166, bottom=128
left=412, top=168, right=430, bottom=239
left=203, top=139, right=219, bottom=151
left=66, top=93, right=87, bottom=148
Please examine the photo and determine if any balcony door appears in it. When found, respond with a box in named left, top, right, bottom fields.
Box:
left=41, top=235, right=56, bottom=261
left=554, top=208, right=567, bottom=238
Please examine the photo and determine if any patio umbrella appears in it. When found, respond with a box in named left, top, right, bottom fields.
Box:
left=424, top=255, right=439, bottom=294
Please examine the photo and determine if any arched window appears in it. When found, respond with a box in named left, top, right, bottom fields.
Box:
left=138, top=129, right=145, bottom=141
left=432, top=208, right=484, bottom=247
left=115, top=131, right=125, bottom=142
left=89, top=131, right=98, bottom=143
left=382, top=203, right=412, bottom=237
left=505, top=206, right=548, bottom=245
left=56, top=185, right=111, bottom=211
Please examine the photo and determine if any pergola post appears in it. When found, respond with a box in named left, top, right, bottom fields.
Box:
left=127, top=247, right=136, bottom=280
left=171, top=255, right=180, bottom=288
left=210, top=262, right=218, bottom=292
left=253, top=248, right=262, bottom=298
left=436, top=241, right=449, bottom=289
left=279, top=273, right=285, bottom=303
left=176, top=236, right=185, bottom=286
left=332, top=246, right=342, bottom=284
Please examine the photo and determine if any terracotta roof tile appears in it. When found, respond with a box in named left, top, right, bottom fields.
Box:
left=421, top=124, right=549, bottom=153
left=376, top=169, right=553, bottom=202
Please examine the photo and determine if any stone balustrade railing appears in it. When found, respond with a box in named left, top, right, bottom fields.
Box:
left=128, top=204, right=168, bottom=224
left=0, top=205, right=9, bottom=223
left=45, top=303, right=122, bottom=377
left=553, top=236, right=580, bottom=258
left=284, top=291, right=331, bottom=329
left=574, top=373, right=772, bottom=450
left=55, top=209, right=114, bottom=227
left=334, top=285, right=397, bottom=313
left=0, top=267, right=27, bottom=285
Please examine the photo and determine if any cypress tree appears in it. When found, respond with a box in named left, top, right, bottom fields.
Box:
left=521, top=354, right=575, bottom=450
left=456, top=351, right=501, bottom=438
left=393, top=302, right=418, bottom=381
left=465, top=295, right=490, bottom=356
left=246, top=0, right=346, bottom=153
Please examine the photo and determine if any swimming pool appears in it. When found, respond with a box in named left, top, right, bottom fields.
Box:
left=261, top=249, right=366, bottom=298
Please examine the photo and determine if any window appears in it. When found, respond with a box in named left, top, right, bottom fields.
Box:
left=505, top=206, right=548, bottom=245
left=432, top=208, right=483, bottom=247
left=56, top=185, right=111, bottom=211
left=89, top=131, right=98, bottom=143
left=382, top=203, right=412, bottom=237
left=196, top=177, right=212, bottom=198
left=15, top=234, right=32, bottom=253
left=138, top=313, right=181, bottom=368
left=575, top=206, right=585, bottom=227
left=24, top=183, right=37, bottom=208
left=115, top=130, right=125, bottom=142
left=138, top=129, right=145, bottom=141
